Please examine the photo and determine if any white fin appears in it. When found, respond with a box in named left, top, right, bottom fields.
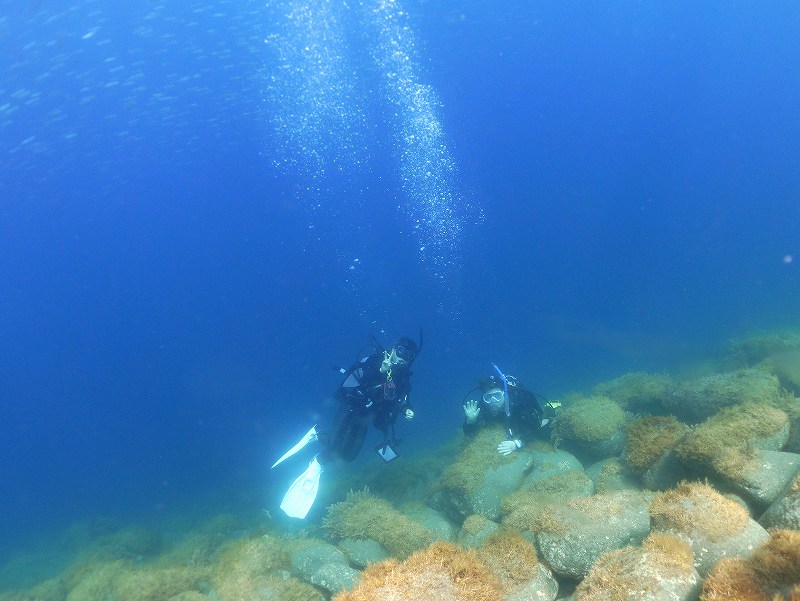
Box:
left=271, top=425, right=318, bottom=469
left=279, top=456, right=322, bottom=519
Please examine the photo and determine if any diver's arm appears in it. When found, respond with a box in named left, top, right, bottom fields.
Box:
left=463, top=416, right=480, bottom=437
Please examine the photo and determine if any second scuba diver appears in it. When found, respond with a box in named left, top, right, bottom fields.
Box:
left=272, top=334, right=421, bottom=519
left=462, top=369, right=554, bottom=455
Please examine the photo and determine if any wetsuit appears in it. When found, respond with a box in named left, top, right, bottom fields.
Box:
left=463, top=384, right=543, bottom=444
left=322, top=352, right=413, bottom=462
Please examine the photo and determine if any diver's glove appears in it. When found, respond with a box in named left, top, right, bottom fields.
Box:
left=405, top=408, right=414, bottom=420
left=497, top=439, right=522, bottom=456
left=463, top=399, right=480, bottom=423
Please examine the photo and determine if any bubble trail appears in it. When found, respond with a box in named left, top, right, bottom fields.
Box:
left=263, top=0, right=472, bottom=301
left=263, top=0, right=367, bottom=196
left=365, top=0, right=465, bottom=281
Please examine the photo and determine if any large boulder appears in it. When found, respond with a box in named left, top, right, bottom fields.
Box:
left=505, top=564, right=558, bottom=601
left=499, top=450, right=594, bottom=543
left=700, top=529, right=800, bottom=601
left=438, top=427, right=532, bottom=521
left=552, top=395, right=627, bottom=460
left=522, top=448, right=585, bottom=486
left=585, top=458, right=640, bottom=493
left=571, top=533, right=701, bottom=601
left=290, top=542, right=359, bottom=596
left=623, top=415, right=689, bottom=490
left=640, top=450, right=692, bottom=491
left=759, top=473, right=800, bottom=530
left=456, top=514, right=500, bottom=549
left=479, top=530, right=558, bottom=601
left=723, top=450, right=800, bottom=510
left=673, top=402, right=792, bottom=492
left=661, top=369, right=787, bottom=422
left=338, top=538, right=390, bottom=569
left=649, top=481, right=770, bottom=577
left=534, top=491, right=651, bottom=579
left=404, top=505, right=457, bottom=541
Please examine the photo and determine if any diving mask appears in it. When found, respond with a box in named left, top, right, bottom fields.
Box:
left=482, top=388, right=505, bottom=413
left=395, top=344, right=415, bottom=363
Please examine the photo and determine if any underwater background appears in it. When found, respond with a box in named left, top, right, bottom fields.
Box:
left=1, top=0, right=799, bottom=598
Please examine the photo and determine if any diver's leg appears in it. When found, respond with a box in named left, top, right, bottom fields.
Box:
left=328, top=406, right=369, bottom=462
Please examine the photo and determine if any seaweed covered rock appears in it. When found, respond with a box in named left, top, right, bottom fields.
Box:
left=648, top=481, right=769, bottom=577
left=758, top=473, right=800, bottom=529
left=724, top=450, right=800, bottom=510
left=322, top=489, right=433, bottom=559
left=438, top=427, right=531, bottom=521
left=673, top=402, right=791, bottom=484
left=572, top=533, right=700, bottom=601
left=553, top=395, right=627, bottom=460
left=110, top=565, right=210, bottom=601
left=625, top=416, right=693, bottom=491
left=662, top=368, right=787, bottom=422
left=592, top=372, right=673, bottom=413
left=456, top=515, right=500, bottom=549
left=403, top=505, right=457, bottom=542
left=338, top=538, right=390, bottom=569
left=210, top=535, right=322, bottom=601
left=521, top=448, right=585, bottom=487
left=585, top=458, right=640, bottom=493
left=290, top=542, right=358, bottom=594
left=502, top=469, right=594, bottom=534
left=726, top=329, right=800, bottom=367
left=63, top=558, right=211, bottom=601
left=624, top=415, right=687, bottom=476
left=532, top=491, right=652, bottom=579
left=333, top=541, right=503, bottom=601
left=701, top=529, right=800, bottom=601
left=478, top=530, right=558, bottom=601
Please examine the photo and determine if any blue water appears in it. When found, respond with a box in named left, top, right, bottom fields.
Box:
left=1, top=0, right=798, bottom=567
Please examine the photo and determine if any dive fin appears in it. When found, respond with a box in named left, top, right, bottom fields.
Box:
left=271, top=425, right=318, bottom=469
left=279, top=456, right=322, bottom=519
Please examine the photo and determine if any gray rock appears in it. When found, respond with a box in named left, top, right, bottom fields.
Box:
left=641, top=450, right=692, bottom=491
left=759, top=475, right=800, bottom=530
left=504, top=563, right=559, bottom=601
left=308, top=562, right=360, bottom=595
left=338, top=538, right=390, bottom=568
left=572, top=429, right=626, bottom=461
left=724, top=450, right=800, bottom=510
left=405, top=506, right=457, bottom=541
left=586, top=458, right=641, bottom=493
left=523, top=449, right=585, bottom=487
left=573, top=544, right=701, bottom=601
left=456, top=516, right=500, bottom=549
left=752, top=420, right=791, bottom=451
left=662, top=369, right=785, bottom=422
left=445, top=451, right=531, bottom=520
left=290, top=542, right=348, bottom=581
left=674, top=521, right=768, bottom=578
left=535, top=491, right=651, bottom=579
left=649, top=485, right=770, bottom=577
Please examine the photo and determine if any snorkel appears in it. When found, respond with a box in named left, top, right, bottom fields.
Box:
left=491, top=363, right=513, bottom=440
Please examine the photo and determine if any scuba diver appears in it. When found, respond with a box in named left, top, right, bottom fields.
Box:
left=271, top=333, right=421, bottom=519
left=462, top=365, right=556, bottom=455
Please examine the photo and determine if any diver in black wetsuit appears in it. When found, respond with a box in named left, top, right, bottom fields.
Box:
left=271, top=334, right=421, bottom=518
left=321, top=336, right=417, bottom=463
left=462, top=374, right=550, bottom=455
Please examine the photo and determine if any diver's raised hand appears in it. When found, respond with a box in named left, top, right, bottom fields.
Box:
left=463, top=399, right=480, bottom=423
left=405, top=408, right=414, bottom=420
